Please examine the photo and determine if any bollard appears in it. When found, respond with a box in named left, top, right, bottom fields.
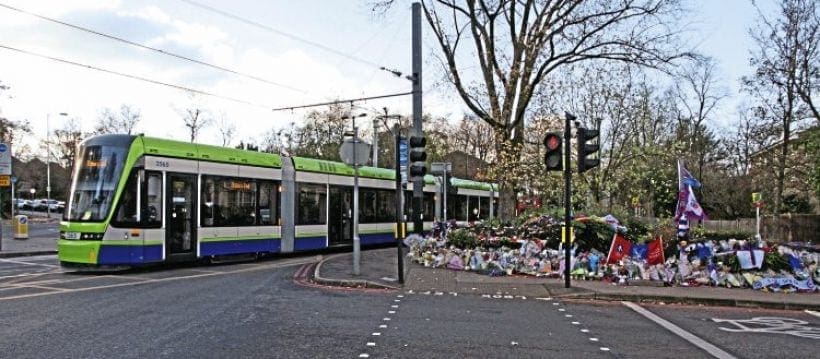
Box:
left=13, top=215, right=28, bottom=239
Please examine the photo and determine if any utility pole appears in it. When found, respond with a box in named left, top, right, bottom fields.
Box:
left=564, top=112, right=574, bottom=288
left=411, top=2, right=423, bottom=234
left=372, top=117, right=379, bottom=168
left=394, top=123, right=405, bottom=284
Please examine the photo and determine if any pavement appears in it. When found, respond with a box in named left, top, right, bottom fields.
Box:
left=5, top=227, right=818, bottom=311
left=0, top=216, right=60, bottom=258
left=314, top=247, right=820, bottom=311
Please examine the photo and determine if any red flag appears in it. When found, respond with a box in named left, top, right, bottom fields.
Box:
left=606, top=232, right=632, bottom=264
left=646, top=236, right=665, bottom=265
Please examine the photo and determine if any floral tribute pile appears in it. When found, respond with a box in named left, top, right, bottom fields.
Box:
left=404, top=215, right=819, bottom=293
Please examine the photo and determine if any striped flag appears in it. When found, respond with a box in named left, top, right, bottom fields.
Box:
left=675, top=160, right=707, bottom=221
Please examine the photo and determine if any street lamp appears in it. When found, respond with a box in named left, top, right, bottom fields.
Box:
left=339, top=112, right=370, bottom=276
left=46, top=112, right=68, bottom=218
left=30, top=188, right=35, bottom=201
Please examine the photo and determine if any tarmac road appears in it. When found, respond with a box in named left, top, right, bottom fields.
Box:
left=0, top=255, right=817, bottom=358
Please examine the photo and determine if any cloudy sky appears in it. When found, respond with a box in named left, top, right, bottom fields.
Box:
left=0, top=0, right=771, bottom=155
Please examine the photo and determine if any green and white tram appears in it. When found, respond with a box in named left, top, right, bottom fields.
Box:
left=58, top=134, right=497, bottom=268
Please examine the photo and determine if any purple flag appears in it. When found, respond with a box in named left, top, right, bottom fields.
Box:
left=675, top=160, right=707, bottom=221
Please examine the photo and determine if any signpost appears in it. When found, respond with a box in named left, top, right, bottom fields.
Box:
left=0, top=142, right=9, bottom=251
left=340, top=115, right=371, bottom=276
left=399, top=139, right=408, bottom=185
left=430, top=162, right=451, bottom=222
left=752, top=192, right=763, bottom=240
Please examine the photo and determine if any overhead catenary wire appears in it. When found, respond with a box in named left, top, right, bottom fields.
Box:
left=0, top=44, right=414, bottom=113
left=0, top=2, right=306, bottom=94
left=271, top=92, right=413, bottom=112
left=0, top=44, right=273, bottom=109
left=177, top=0, right=388, bottom=70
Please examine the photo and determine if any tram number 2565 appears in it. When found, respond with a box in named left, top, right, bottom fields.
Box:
left=155, top=160, right=170, bottom=168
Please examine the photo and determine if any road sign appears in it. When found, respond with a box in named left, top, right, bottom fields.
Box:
left=0, top=175, right=10, bottom=187
left=399, top=139, right=408, bottom=184
left=0, top=142, right=10, bottom=176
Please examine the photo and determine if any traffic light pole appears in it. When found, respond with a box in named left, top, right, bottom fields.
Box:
left=564, top=113, right=574, bottom=289
left=411, top=2, right=423, bottom=234
left=394, top=124, right=405, bottom=284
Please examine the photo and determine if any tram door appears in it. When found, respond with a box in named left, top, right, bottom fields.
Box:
left=166, top=173, right=197, bottom=259
left=328, top=186, right=353, bottom=246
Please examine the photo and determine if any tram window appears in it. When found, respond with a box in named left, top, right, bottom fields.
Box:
left=377, top=189, right=396, bottom=222
left=112, top=170, right=161, bottom=228
left=447, top=195, right=468, bottom=222
left=423, top=192, right=435, bottom=221
left=360, top=190, right=376, bottom=223
left=201, top=177, right=218, bottom=226
left=201, top=175, right=257, bottom=227
left=144, top=172, right=162, bottom=226
left=360, top=188, right=396, bottom=223
left=296, top=183, right=326, bottom=225
left=113, top=171, right=139, bottom=226
left=479, top=197, right=490, bottom=220
left=258, top=181, right=279, bottom=226
left=468, top=196, right=479, bottom=221
left=401, top=190, right=434, bottom=222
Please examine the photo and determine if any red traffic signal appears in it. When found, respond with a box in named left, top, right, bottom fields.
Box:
left=543, top=132, right=562, bottom=171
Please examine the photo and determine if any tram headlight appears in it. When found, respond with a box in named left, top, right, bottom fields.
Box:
left=80, top=233, right=104, bottom=240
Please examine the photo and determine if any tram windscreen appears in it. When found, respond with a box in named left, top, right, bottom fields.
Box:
left=65, top=143, right=128, bottom=222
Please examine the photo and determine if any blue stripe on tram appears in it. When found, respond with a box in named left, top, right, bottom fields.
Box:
left=361, top=232, right=394, bottom=245
left=294, top=236, right=326, bottom=250
left=200, top=239, right=282, bottom=256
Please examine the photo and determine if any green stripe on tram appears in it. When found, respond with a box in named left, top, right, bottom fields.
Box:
left=295, top=232, right=327, bottom=238
left=200, top=235, right=282, bottom=242
left=358, top=229, right=394, bottom=235
left=99, top=240, right=164, bottom=246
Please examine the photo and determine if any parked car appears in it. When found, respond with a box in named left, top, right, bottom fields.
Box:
left=48, top=200, right=65, bottom=213
left=29, top=199, right=63, bottom=212
left=14, top=199, right=30, bottom=210
left=31, top=199, right=44, bottom=211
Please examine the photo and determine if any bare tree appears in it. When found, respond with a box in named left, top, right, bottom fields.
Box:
left=182, top=108, right=211, bottom=142
left=376, top=0, right=690, bottom=218
left=452, top=114, right=495, bottom=162
left=674, top=57, right=727, bottom=178
left=215, top=112, right=236, bottom=147
left=175, top=94, right=212, bottom=143
left=745, top=0, right=818, bottom=213
left=95, top=104, right=141, bottom=135
left=51, top=117, right=87, bottom=188
left=292, top=104, right=347, bottom=160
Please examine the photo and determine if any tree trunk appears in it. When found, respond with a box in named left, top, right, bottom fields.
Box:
left=493, top=127, right=523, bottom=220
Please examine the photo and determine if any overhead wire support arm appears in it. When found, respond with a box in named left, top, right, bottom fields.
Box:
left=271, top=92, right=413, bottom=112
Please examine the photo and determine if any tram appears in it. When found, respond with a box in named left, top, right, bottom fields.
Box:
left=57, top=134, right=497, bottom=268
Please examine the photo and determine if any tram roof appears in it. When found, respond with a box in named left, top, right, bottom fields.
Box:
left=139, top=136, right=283, bottom=168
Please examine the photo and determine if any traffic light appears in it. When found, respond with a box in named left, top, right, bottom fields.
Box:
left=543, top=132, right=562, bottom=171
left=408, top=135, right=427, bottom=178
left=576, top=127, right=600, bottom=173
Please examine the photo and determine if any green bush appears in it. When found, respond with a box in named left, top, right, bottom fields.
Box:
left=763, top=251, right=790, bottom=272
left=446, top=228, right=478, bottom=249
left=573, top=219, right=615, bottom=253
